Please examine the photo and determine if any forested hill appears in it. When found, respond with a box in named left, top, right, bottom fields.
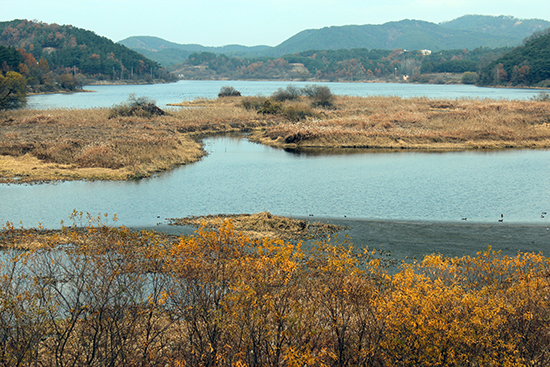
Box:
left=120, top=15, right=550, bottom=67
left=118, top=36, right=271, bottom=65
left=268, top=19, right=517, bottom=56
left=478, top=29, right=550, bottom=87
left=0, top=19, right=161, bottom=80
left=440, top=15, right=550, bottom=39
left=278, top=16, right=550, bottom=55
left=122, top=35, right=270, bottom=56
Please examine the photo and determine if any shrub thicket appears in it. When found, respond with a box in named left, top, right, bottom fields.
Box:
left=283, top=104, right=315, bottom=122
left=240, top=96, right=267, bottom=111
left=108, top=94, right=166, bottom=119
left=218, top=85, right=242, bottom=97
left=461, top=71, right=479, bottom=84
left=257, top=99, right=283, bottom=115
left=271, top=84, right=302, bottom=102
left=0, top=71, right=26, bottom=110
left=302, top=84, right=335, bottom=108
left=241, top=85, right=329, bottom=121
left=2, top=216, right=550, bottom=367
left=531, top=91, right=550, bottom=102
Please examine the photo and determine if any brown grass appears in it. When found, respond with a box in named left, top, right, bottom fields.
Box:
left=168, top=211, right=347, bottom=241
left=0, top=105, right=278, bottom=183
left=251, top=96, right=550, bottom=150
left=2, top=95, right=550, bottom=183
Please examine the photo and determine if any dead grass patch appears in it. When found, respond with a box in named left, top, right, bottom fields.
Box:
left=2, top=95, right=550, bottom=183
left=0, top=105, right=277, bottom=183
left=168, top=211, right=347, bottom=241
left=253, top=96, right=550, bottom=149
left=0, top=228, right=76, bottom=250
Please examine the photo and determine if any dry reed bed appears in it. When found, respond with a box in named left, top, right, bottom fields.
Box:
left=253, top=96, right=550, bottom=149
left=0, top=106, right=275, bottom=183
left=1, top=96, right=549, bottom=183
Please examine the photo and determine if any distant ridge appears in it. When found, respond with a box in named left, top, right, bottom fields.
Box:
left=267, top=19, right=512, bottom=56
left=119, top=15, right=550, bottom=66
left=440, top=15, right=550, bottom=38
left=118, top=35, right=270, bottom=64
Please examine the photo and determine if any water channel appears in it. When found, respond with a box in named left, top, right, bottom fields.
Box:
left=3, top=81, right=550, bottom=258
left=2, top=134, right=549, bottom=226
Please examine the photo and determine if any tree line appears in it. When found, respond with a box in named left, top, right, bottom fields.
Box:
left=172, top=46, right=511, bottom=83
left=172, top=25, right=550, bottom=87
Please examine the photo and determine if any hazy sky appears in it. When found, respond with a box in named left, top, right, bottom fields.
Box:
left=3, top=0, right=550, bottom=46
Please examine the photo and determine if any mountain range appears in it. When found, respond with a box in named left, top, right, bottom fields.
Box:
left=119, top=15, right=550, bottom=66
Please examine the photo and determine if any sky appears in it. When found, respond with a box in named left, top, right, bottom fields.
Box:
left=2, top=0, right=550, bottom=47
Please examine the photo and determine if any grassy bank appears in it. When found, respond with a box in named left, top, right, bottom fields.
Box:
left=1, top=95, right=549, bottom=183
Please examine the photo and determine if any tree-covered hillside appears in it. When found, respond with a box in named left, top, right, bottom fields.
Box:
left=256, top=19, right=524, bottom=57
left=128, top=15, right=546, bottom=68
left=0, top=45, right=23, bottom=70
left=440, top=15, right=550, bottom=40
left=0, top=19, right=162, bottom=82
left=118, top=36, right=270, bottom=66
left=136, top=48, right=193, bottom=68
left=478, top=29, right=550, bottom=86
left=170, top=46, right=509, bottom=83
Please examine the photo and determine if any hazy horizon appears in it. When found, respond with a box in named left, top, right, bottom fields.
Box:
left=2, top=0, right=550, bottom=47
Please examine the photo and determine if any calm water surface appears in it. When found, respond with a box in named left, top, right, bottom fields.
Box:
left=5, top=81, right=550, bottom=231
left=6, top=82, right=550, bottom=257
left=2, top=136, right=549, bottom=228
left=27, top=80, right=550, bottom=109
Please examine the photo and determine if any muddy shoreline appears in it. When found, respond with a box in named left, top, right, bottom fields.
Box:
left=141, top=217, right=550, bottom=260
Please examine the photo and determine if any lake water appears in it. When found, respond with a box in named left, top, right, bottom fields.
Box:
left=2, top=135, right=550, bottom=230
left=3, top=81, right=550, bottom=236
left=26, top=80, right=549, bottom=109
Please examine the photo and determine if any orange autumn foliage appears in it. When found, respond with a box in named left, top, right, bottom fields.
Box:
left=1, top=215, right=550, bottom=366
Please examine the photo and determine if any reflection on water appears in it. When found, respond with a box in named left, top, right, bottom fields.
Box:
left=1, top=135, right=550, bottom=229
left=283, top=146, right=470, bottom=157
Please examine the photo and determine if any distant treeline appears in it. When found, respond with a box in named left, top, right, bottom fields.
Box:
left=170, top=46, right=512, bottom=84
left=171, top=26, right=550, bottom=88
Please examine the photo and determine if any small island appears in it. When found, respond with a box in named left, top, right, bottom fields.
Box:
left=167, top=211, right=347, bottom=241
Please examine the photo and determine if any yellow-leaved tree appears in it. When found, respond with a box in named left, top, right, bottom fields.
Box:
left=0, top=71, right=26, bottom=110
